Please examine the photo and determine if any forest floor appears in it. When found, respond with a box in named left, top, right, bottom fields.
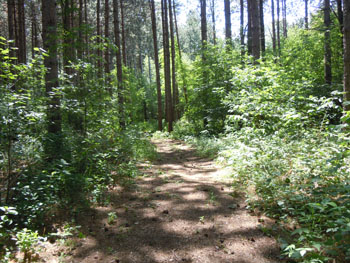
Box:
left=35, top=139, right=283, bottom=263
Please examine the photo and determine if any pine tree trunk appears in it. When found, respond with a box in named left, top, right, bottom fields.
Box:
left=282, top=0, right=287, bottom=37
left=162, top=0, right=173, bottom=132
left=7, top=0, right=15, bottom=59
left=17, top=0, right=26, bottom=64
left=277, top=0, right=281, bottom=55
left=305, top=0, right=309, bottom=29
left=173, top=0, right=188, bottom=104
left=149, top=0, right=162, bottom=131
left=337, top=0, right=344, bottom=52
left=97, top=0, right=102, bottom=77
left=344, top=0, right=350, bottom=111
left=200, top=0, right=207, bottom=48
left=105, top=0, right=110, bottom=82
left=30, top=1, right=39, bottom=58
left=120, top=0, right=127, bottom=65
left=251, top=0, right=260, bottom=61
left=224, top=0, right=231, bottom=45
left=247, top=0, right=252, bottom=55
left=113, top=0, right=125, bottom=127
left=240, top=0, right=245, bottom=59
left=324, top=0, right=332, bottom=85
left=168, top=0, right=178, bottom=121
left=211, top=0, right=216, bottom=45
left=271, top=0, right=277, bottom=54
left=42, top=0, right=62, bottom=160
left=260, top=0, right=265, bottom=55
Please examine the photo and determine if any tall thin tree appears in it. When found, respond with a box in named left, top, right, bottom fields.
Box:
left=250, top=0, right=260, bottom=61
left=224, top=0, right=232, bottom=45
left=344, top=0, right=350, bottom=111
left=210, top=0, right=216, bottom=45
left=113, top=0, right=125, bottom=127
left=324, top=0, right=332, bottom=85
left=260, top=0, right=265, bottom=55
left=42, top=0, right=62, bottom=160
left=240, top=0, right=245, bottom=59
left=305, top=0, right=309, bottom=29
left=105, top=0, right=110, bottom=81
left=149, top=0, right=162, bottom=131
left=271, top=0, right=277, bottom=54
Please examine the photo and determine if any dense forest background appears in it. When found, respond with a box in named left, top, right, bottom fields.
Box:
left=0, top=0, right=350, bottom=262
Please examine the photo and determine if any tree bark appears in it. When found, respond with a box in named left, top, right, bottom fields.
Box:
left=277, top=0, right=281, bottom=55
left=344, top=0, right=350, bottom=111
left=247, top=0, right=252, bottom=55
left=105, top=0, right=110, bottom=79
left=271, top=0, right=277, bottom=54
left=7, top=0, right=15, bottom=59
left=210, top=0, right=216, bottom=45
left=240, top=0, right=245, bottom=59
left=120, top=0, right=127, bottom=65
left=42, top=0, right=62, bottom=160
left=97, top=0, right=102, bottom=77
left=78, top=0, right=83, bottom=59
left=200, top=0, right=207, bottom=49
left=168, top=0, right=179, bottom=121
left=113, top=0, right=125, bottom=127
left=162, top=0, right=173, bottom=132
left=149, top=0, right=162, bottom=131
left=250, top=0, right=260, bottom=61
left=224, top=0, right=232, bottom=45
left=324, top=0, right=332, bottom=85
left=17, top=0, right=26, bottom=63
left=259, top=0, right=265, bottom=55
left=305, top=0, right=309, bottom=29
left=282, top=0, right=287, bottom=37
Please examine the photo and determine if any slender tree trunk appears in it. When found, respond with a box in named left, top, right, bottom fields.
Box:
left=250, top=0, right=260, bottom=61
left=337, top=0, right=344, bottom=53
left=84, top=0, right=89, bottom=57
left=173, top=0, right=188, bottom=104
left=224, top=0, right=232, bottom=45
left=120, top=0, right=127, bottom=65
left=259, top=0, right=265, bottom=56
left=7, top=0, right=15, bottom=59
left=42, top=0, right=62, bottom=160
left=271, top=0, right=277, bottom=54
left=211, top=0, right=216, bottom=45
left=240, top=0, right=245, bottom=59
left=344, top=0, right=350, bottom=111
left=149, top=0, right=162, bottom=130
left=277, top=0, right=281, bottom=54
left=247, top=0, right=252, bottom=55
left=168, top=0, right=179, bottom=121
left=282, top=0, right=287, bottom=38
left=105, top=0, right=110, bottom=81
left=30, top=1, right=39, bottom=58
left=97, top=0, right=102, bottom=77
left=17, top=0, right=26, bottom=64
left=113, top=0, right=125, bottom=127
left=200, top=0, right=207, bottom=49
left=305, top=0, right=309, bottom=29
left=324, top=0, right=332, bottom=85
left=78, top=0, right=83, bottom=59
left=62, top=0, right=74, bottom=74
left=162, top=0, right=173, bottom=132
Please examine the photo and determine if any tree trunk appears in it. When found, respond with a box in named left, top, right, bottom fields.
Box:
left=78, top=0, right=83, bottom=59
left=271, top=0, right=277, bottom=54
left=17, top=0, right=26, bottom=64
left=344, top=0, right=350, bottom=111
left=30, top=1, right=39, bottom=58
left=162, top=0, right=173, bottom=132
left=211, top=0, right=216, bottom=45
left=97, top=0, right=102, bottom=77
left=277, top=0, right=281, bottom=54
left=250, top=0, right=260, bottom=61
left=42, top=0, right=62, bottom=160
left=200, top=0, right=207, bottom=49
left=105, top=0, right=110, bottom=80
left=305, top=0, right=309, bottom=29
left=259, top=0, right=265, bottom=55
left=282, top=0, right=287, bottom=38
left=173, top=0, right=188, bottom=104
left=149, top=0, right=162, bottom=131
left=7, top=0, right=15, bottom=59
left=337, top=0, right=344, bottom=53
left=120, top=0, right=127, bottom=65
left=84, top=0, right=89, bottom=57
left=62, top=0, right=74, bottom=74
left=247, top=0, right=252, bottom=55
left=240, top=0, right=245, bottom=59
left=113, top=0, right=125, bottom=128
left=168, top=0, right=179, bottom=121
left=324, top=0, right=332, bottom=85
left=224, top=0, right=232, bottom=45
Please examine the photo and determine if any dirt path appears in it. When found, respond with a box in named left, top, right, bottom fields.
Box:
left=48, top=139, right=282, bottom=263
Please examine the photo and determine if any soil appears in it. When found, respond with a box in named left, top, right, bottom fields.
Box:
left=35, top=139, right=283, bottom=263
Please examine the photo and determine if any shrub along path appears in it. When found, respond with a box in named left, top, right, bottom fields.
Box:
left=43, top=139, right=283, bottom=263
